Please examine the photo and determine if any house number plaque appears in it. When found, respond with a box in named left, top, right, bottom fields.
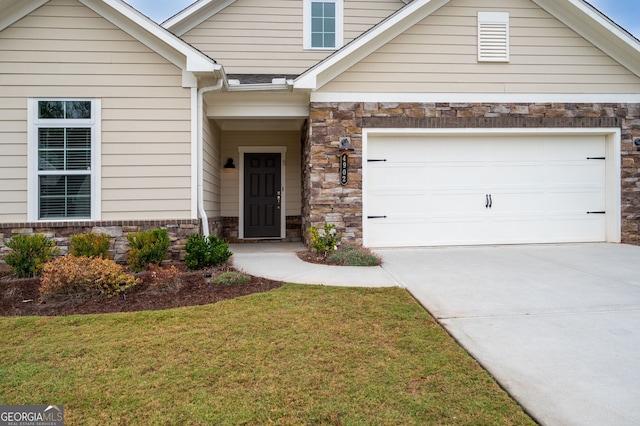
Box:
left=340, top=153, right=349, bottom=185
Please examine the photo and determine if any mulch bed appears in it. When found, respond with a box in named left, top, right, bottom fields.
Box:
left=0, top=265, right=283, bottom=317
left=0, top=250, right=348, bottom=317
left=295, top=250, right=342, bottom=265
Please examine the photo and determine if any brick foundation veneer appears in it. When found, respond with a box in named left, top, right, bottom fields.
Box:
left=303, top=102, right=640, bottom=245
left=0, top=218, right=225, bottom=264
left=220, top=216, right=303, bottom=243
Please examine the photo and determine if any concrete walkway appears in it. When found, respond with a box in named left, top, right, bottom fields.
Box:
left=230, top=242, right=640, bottom=426
left=230, top=242, right=397, bottom=287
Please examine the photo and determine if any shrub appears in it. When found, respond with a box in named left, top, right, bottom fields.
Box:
left=212, top=271, right=251, bottom=286
left=308, top=223, right=341, bottom=257
left=144, top=264, right=183, bottom=294
left=127, top=228, right=170, bottom=272
left=184, top=234, right=233, bottom=270
left=328, top=246, right=382, bottom=266
left=4, top=234, right=59, bottom=278
left=40, top=255, right=139, bottom=300
left=70, top=233, right=111, bottom=259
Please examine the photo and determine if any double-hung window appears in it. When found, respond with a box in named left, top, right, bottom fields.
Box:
left=304, top=0, right=343, bottom=50
left=29, top=99, right=100, bottom=221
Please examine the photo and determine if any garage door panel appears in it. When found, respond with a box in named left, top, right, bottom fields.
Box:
left=547, top=163, right=605, bottom=185
left=367, top=220, right=428, bottom=247
left=544, top=136, right=605, bottom=159
left=365, top=133, right=608, bottom=247
left=547, top=190, right=605, bottom=212
left=489, top=164, right=545, bottom=187
left=368, top=192, right=426, bottom=215
left=429, top=164, right=490, bottom=187
left=430, top=192, right=490, bottom=214
left=368, top=164, right=426, bottom=188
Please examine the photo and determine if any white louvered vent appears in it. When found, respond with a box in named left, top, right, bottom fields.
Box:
left=478, top=12, right=509, bottom=62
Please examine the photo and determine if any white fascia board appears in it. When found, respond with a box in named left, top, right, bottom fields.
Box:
left=533, top=0, right=640, bottom=78
left=81, top=0, right=219, bottom=73
left=310, top=92, right=640, bottom=103
left=163, top=0, right=236, bottom=37
left=294, top=0, right=450, bottom=90
left=0, top=0, right=48, bottom=32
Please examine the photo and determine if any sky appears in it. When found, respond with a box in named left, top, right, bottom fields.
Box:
left=124, top=0, right=640, bottom=39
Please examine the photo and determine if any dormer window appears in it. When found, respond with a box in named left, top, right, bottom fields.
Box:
left=304, top=0, right=343, bottom=50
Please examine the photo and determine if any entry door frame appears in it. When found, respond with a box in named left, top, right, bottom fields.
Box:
left=238, top=146, right=287, bottom=239
left=362, top=127, right=621, bottom=247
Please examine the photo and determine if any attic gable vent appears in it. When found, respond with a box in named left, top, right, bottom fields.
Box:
left=478, top=12, right=509, bottom=62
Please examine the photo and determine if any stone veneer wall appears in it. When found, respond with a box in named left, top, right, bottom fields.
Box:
left=304, top=102, right=640, bottom=245
left=0, top=218, right=226, bottom=265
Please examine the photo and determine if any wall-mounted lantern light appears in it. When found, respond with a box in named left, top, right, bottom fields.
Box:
left=339, top=137, right=355, bottom=152
left=224, top=158, right=236, bottom=169
left=635, top=139, right=640, bottom=151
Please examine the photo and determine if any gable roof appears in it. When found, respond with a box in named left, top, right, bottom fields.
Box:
left=162, top=0, right=236, bottom=36
left=0, top=0, right=221, bottom=76
left=294, top=0, right=640, bottom=90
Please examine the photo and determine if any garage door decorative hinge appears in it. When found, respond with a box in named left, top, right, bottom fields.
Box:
left=586, top=157, right=606, bottom=160
left=367, top=215, right=387, bottom=219
left=367, top=159, right=387, bottom=162
left=586, top=211, right=606, bottom=214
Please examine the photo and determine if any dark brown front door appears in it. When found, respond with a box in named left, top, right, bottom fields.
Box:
left=244, top=153, right=282, bottom=238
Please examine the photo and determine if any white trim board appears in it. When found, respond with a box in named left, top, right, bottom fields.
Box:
left=310, top=92, right=640, bottom=104
left=362, top=127, right=621, bottom=247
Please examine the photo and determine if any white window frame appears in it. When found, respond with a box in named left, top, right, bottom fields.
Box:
left=27, top=98, right=101, bottom=222
left=478, top=11, right=510, bottom=62
left=303, top=0, right=344, bottom=50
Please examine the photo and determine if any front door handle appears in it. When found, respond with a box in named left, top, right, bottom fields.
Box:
left=489, top=194, right=492, bottom=209
left=276, top=190, right=281, bottom=210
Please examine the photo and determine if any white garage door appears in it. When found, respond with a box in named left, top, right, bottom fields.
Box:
left=365, top=133, right=607, bottom=247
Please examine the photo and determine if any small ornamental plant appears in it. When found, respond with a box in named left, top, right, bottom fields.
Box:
left=70, top=233, right=111, bottom=259
left=328, top=246, right=382, bottom=266
left=40, top=255, right=139, bottom=300
left=4, top=234, right=59, bottom=278
left=127, top=228, right=170, bottom=272
left=308, top=223, right=342, bottom=257
left=145, top=264, right=183, bottom=294
left=184, top=234, right=233, bottom=270
left=212, top=271, right=251, bottom=286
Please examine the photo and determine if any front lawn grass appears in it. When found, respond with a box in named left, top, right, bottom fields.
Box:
left=0, top=285, right=535, bottom=425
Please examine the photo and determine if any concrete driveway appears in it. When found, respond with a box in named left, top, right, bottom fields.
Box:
left=377, top=243, right=640, bottom=426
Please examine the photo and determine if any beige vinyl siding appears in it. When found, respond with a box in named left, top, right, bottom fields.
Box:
left=203, top=116, right=222, bottom=218
left=181, top=0, right=405, bottom=75
left=220, top=131, right=301, bottom=217
left=0, top=97, right=27, bottom=221
left=321, top=0, right=640, bottom=93
left=0, top=0, right=194, bottom=222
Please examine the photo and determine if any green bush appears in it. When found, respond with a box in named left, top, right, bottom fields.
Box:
left=308, top=223, right=341, bottom=257
left=126, top=228, right=170, bottom=272
left=212, top=271, right=251, bottom=286
left=70, top=233, right=110, bottom=259
left=328, top=246, right=382, bottom=266
left=184, top=234, right=233, bottom=270
left=4, top=234, right=59, bottom=278
left=40, top=255, right=139, bottom=300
